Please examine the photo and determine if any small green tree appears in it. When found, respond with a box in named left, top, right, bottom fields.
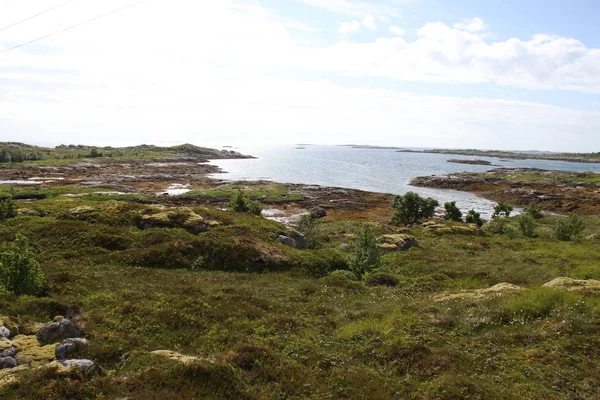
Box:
left=492, top=203, right=513, bottom=219
left=555, top=215, right=585, bottom=241
left=524, top=203, right=543, bottom=219
left=516, top=214, right=537, bottom=237
left=298, top=214, right=321, bottom=249
left=0, top=234, right=45, bottom=295
left=349, top=225, right=380, bottom=279
left=0, top=197, right=16, bottom=221
left=465, top=209, right=484, bottom=227
left=444, top=201, right=462, bottom=222
left=228, top=189, right=262, bottom=216
left=392, top=192, right=439, bottom=226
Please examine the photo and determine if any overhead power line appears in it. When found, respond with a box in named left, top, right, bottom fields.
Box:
left=0, top=0, right=147, bottom=56
left=0, top=0, right=80, bottom=34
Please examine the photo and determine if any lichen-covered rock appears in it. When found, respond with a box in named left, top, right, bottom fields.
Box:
left=48, top=359, right=103, bottom=376
left=289, top=230, right=308, bottom=250
left=68, top=206, right=95, bottom=216
left=151, top=350, right=208, bottom=364
left=0, top=357, right=17, bottom=369
left=139, top=206, right=213, bottom=233
left=378, top=234, right=420, bottom=252
left=433, top=283, right=523, bottom=302
left=37, top=318, right=81, bottom=345
left=0, top=317, right=19, bottom=338
left=276, top=235, right=297, bottom=248
left=55, top=338, right=89, bottom=360
left=542, top=277, right=600, bottom=294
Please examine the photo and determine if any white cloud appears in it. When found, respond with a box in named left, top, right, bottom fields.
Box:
left=389, top=25, right=406, bottom=36
left=338, top=20, right=361, bottom=35
left=453, top=17, right=487, bottom=33
left=0, top=1, right=599, bottom=150
left=363, top=14, right=377, bottom=30
left=290, top=0, right=402, bottom=18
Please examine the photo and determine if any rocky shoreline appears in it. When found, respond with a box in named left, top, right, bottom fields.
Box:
left=410, top=168, right=600, bottom=214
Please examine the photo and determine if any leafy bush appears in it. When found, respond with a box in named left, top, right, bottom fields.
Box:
left=443, top=201, right=462, bottom=222
left=0, top=234, right=45, bottom=295
left=516, top=213, right=537, bottom=237
left=391, top=192, right=439, bottom=226
left=0, top=196, right=16, bottom=221
left=297, top=214, right=321, bottom=249
left=465, top=209, right=484, bottom=227
left=349, top=225, right=381, bottom=279
left=228, top=189, right=262, bottom=215
left=365, top=273, right=399, bottom=287
left=524, top=203, right=543, bottom=219
left=492, top=202, right=513, bottom=218
left=555, top=214, right=585, bottom=241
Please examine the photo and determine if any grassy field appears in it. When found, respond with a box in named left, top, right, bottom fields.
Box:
left=0, top=192, right=599, bottom=399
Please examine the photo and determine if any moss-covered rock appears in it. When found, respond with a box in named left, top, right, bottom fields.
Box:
left=542, top=277, right=600, bottom=294
left=12, top=335, right=56, bottom=367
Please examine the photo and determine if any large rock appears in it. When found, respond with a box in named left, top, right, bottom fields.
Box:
left=49, top=359, right=103, bottom=376
left=0, top=357, right=17, bottom=369
left=377, top=234, right=420, bottom=253
left=0, top=347, right=17, bottom=358
left=310, top=207, right=327, bottom=219
left=139, top=206, right=215, bottom=233
left=37, top=318, right=81, bottom=345
left=151, top=350, right=207, bottom=364
left=55, top=338, right=89, bottom=360
left=276, top=230, right=308, bottom=250
left=542, top=277, right=600, bottom=294
left=276, top=235, right=297, bottom=248
left=0, top=327, right=9, bottom=339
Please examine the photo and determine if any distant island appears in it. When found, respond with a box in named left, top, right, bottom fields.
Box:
left=397, top=148, right=600, bottom=164
left=447, top=159, right=494, bottom=166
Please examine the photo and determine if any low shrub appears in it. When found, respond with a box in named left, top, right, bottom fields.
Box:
left=228, top=189, right=262, bottom=215
left=349, top=224, right=381, bottom=279
left=444, top=201, right=462, bottom=222
left=555, top=214, right=585, bottom=241
left=524, top=203, right=544, bottom=219
left=516, top=213, right=537, bottom=237
left=492, top=202, right=513, bottom=218
left=0, top=196, right=16, bottom=220
left=465, top=209, right=484, bottom=227
left=0, top=234, right=45, bottom=295
left=330, top=270, right=358, bottom=281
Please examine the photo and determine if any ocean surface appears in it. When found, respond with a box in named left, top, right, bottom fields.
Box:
left=209, top=145, right=600, bottom=218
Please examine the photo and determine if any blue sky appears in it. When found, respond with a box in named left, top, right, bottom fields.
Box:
left=0, top=0, right=599, bottom=151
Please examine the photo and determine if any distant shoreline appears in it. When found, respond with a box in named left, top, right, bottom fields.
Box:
left=396, top=149, right=600, bottom=164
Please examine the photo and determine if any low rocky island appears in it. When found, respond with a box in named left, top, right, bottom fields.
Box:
left=447, top=159, right=494, bottom=166
left=1, top=143, right=600, bottom=399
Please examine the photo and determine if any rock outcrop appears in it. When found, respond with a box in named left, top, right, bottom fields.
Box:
left=37, top=318, right=81, bottom=345
left=433, top=283, right=523, bottom=302
left=542, top=277, right=600, bottom=294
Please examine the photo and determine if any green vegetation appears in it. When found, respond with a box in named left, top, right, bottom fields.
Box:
left=185, top=183, right=302, bottom=204
left=348, top=224, right=380, bottom=278
left=0, top=142, right=244, bottom=166
left=297, top=214, right=322, bottom=249
left=465, top=209, right=484, bottom=227
left=517, top=213, right=537, bottom=237
left=392, top=191, right=439, bottom=226
left=1, top=179, right=600, bottom=398
left=492, top=202, right=514, bottom=218
left=0, top=196, right=16, bottom=220
left=422, top=148, right=600, bottom=164
left=0, top=233, right=45, bottom=295
left=555, top=214, right=585, bottom=241
left=443, top=201, right=462, bottom=221
left=524, top=203, right=544, bottom=219
left=228, top=189, right=263, bottom=215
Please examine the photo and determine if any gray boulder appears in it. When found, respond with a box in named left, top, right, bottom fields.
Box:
left=57, top=359, right=103, bottom=376
left=0, top=357, right=17, bottom=369
left=289, top=230, right=308, bottom=250
left=55, top=338, right=89, bottom=360
left=0, top=347, right=17, bottom=358
left=310, top=207, right=327, bottom=219
left=37, top=318, right=81, bottom=345
left=0, top=326, right=10, bottom=339
left=276, top=235, right=297, bottom=248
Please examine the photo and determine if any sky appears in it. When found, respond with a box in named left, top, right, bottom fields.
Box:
left=0, top=0, right=599, bottom=151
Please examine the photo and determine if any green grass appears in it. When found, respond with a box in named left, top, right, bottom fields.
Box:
left=1, top=198, right=600, bottom=398
left=184, top=183, right=303, bottom=203
left=483, top=171, right=600, bottom=186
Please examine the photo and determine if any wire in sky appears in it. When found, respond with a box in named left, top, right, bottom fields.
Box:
left=0, top=0, right=80, bottom=34
left=0, top=0, right=147, bottom=55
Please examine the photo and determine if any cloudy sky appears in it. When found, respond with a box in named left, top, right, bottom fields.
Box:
left=0, top=0, right=599, bottom=151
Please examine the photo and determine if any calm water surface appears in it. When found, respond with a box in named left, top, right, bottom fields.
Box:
left=210, top=145, right=600, bottom=218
